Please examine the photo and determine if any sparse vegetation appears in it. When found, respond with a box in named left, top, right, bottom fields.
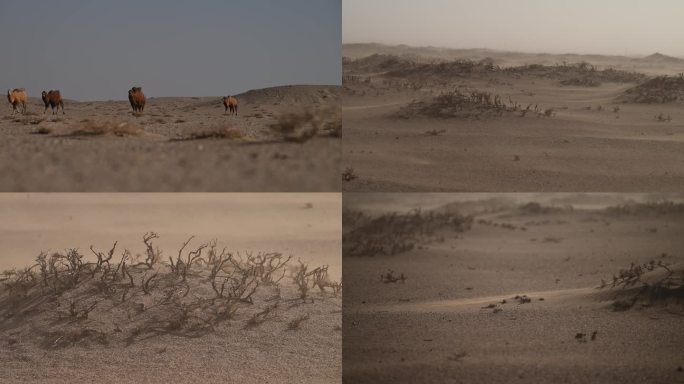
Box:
left=400, top=88, right=516, bottom=119
left=39, top=119, right=142, bottom=137
left=603, top=201, right=684, bottom=216
left=343, top=208, right=473, bottom=257
left=618, top=74, right=684, bottom=103
left=380, top=270, right=406, bottom=284
left=342, top=167, right=358, bottom=182
left=178, top=125, right=245, bottom=140
left=600, top=257, right=683, bottom=311
left=269, top=107, right=340, bottom=142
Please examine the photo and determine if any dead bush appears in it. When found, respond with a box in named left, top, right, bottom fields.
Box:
left=48, top=120, right=141, bottom=137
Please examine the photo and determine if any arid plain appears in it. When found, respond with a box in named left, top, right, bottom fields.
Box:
left=1, top=85, right=340, bottom=192
left=343, top=44, right=684, bottom=191
left=343, top=194, right=684, bottom=383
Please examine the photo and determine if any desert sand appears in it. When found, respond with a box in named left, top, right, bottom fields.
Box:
left=1, top=85, right=340, bottom=192
left=0, top=193, right=341, bottom=384
left=343, top=193, right=684, bottom=383
left=342, top=44, right=684, bottom=192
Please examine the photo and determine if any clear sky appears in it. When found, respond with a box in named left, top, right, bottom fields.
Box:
left=1, top=0, right=340, bottom=101
left=344, top=0, right=684, bottom=57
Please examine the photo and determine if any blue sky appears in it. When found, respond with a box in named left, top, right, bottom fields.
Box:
left=344, top=0, right=684, bottom=57
left=1, top=0, right=340, bottom=100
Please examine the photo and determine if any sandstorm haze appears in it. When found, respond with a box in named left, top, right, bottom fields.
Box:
left=0, top=0, right=341, bottom=100
left=344, top=0, right=684, bottom=57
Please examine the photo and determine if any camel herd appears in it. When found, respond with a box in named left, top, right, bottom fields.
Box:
left=6, top=87, right=240, bottom=116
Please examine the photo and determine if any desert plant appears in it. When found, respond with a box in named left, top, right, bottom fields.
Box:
left=292, top=260, right=311, bottom=301
left=269, top=109, right=321, bottom=142
left=380, top=270, right=406, bottom=284
left=141, top=232, right=162, bottom=269
left=342, top=167, right=358, bottom=182
left=287, top=314, right=310, bottom=330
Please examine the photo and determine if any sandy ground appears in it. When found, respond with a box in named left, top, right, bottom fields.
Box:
left=0, top=193, right=341, bottom=383
left=343, top=195, right=684, bottom=383
left=342, top=44, right=684, bottom=192
left=0, top=85, right=340, bottom=192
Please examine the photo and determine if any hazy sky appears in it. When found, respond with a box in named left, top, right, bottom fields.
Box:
left=0, top=0, right=340, bottom=101
left=344, top=0, right=684, bottom=57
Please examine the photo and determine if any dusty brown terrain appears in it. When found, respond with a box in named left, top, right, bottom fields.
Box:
left=0, top=194, right=342, bottom=384
left=0, top=85, right=341, bottom=192
left=343, top=194, right=684, bottom=383
left=342, top=44, right=684, bottom=191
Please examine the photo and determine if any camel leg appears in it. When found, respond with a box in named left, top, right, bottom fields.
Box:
left=61, top=102, right=65, bottom=115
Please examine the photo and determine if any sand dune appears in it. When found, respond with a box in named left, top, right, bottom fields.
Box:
left=1, top=85, right=340, bottom=192
left=343, top=196, right=684, bottom=383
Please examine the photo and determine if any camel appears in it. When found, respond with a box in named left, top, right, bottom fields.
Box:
left=41, top=90, right=65, bottom=115
left=128, top=87, right=146, bottom=113
left=223, top=96, right=238, bottom=115
left=7, top=88, right=27, bottom=115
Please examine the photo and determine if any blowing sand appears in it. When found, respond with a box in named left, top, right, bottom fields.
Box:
left=0, top=85, right=340, bottom=192
left=343, top=194, right=684, bottom=383
left=0, top=193, right=341, bottom=384
left=342, top=44, right=684, bottom=192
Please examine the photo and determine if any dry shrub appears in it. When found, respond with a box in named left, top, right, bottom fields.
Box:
left=46, top=120, right=141, bottom=137
left=618, top=74, right=684, bottom=103
left=287, top=314, right=310, bottom=330
left=269, top=106, right=340, bottom=142
left=518, top=202, right=572, bottom=215
left=603, top=201, right=684, bottom=216
left=600, top=258, right=684, bottom=311
left=1, top=233, right=338, bottom=348
left=181, top=125, right=245, bottom=140
left=400, top=88, right=516, bottom=119
left=560, top=77, right=600, bottom=87
left=342, top=167, right=357, bottom=182
left=269, top=109, right=321, bottom=142
left=343, top=208, right=473, bottom=257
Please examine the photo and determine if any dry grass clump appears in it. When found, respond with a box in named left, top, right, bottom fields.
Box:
left=560, top=77, right=600, bottom=87
left=380, top=270, right=406, bottom=284
left=269, top=109, right=320, bottom=142
left=0, top=233, right=341, bottom=348
left=618, top=74, right=684, bottom=103
left=269, top=106, right=340, bottom=142
left=286, top=314, right=310, bottom=330
left=41, top=119, right=142, bottom=137
left=603, top=201, right=684, bottom=216
left=342, top=167, right=358, bottom=182
left=179, top=124, right=245, bottom=140
left=654, top=113, right=672, bottom=122
left=398, top=88, right=548, bottom=120
left=518, top=202, right=573, bottom=215
left=386, top=58, right=499, bottom=78
left=343, top=209, right=473, bottom=257
left=599, top=257, right=684, bottom=311
left=344, top=54, right=417, bottom=74
left=506, top=62, right=645, bottom=84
